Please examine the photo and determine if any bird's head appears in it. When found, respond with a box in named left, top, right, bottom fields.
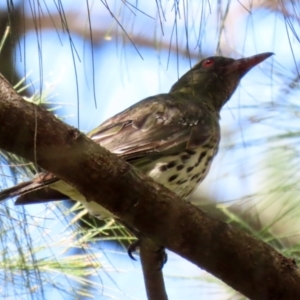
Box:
left=170, top=52, right=273, bottom=112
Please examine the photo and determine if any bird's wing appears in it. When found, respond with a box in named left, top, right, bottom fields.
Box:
left=88, top=93, right=219, bottom=161
left=0, top=93, right=219, bottom=204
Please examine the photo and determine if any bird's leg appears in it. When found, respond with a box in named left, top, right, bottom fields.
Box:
left=117, top=219, right=141, bottom=260
left=128, top=237, right=168, bottom=270
left=118, top=220, right=168, bottom=269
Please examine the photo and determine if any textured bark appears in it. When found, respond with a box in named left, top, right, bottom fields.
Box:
left=1, top=74, right=300, bottom=299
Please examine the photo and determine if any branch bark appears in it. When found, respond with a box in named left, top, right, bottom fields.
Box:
left=1, top=74, right=300, bottom=299
left=139, top=238, right=168, bottom=300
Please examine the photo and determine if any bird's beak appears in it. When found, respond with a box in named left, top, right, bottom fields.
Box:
left=225, top=52, right=274, bottom=76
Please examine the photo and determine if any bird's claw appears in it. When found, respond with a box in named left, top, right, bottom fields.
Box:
left=128, top=240, right=140, bottom=260
left=156, top=247, right=168, bottom=270
left=127, top=240, right=167, bottom=270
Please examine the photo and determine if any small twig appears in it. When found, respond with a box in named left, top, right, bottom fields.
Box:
left=139, top=238, right=168, bottom=300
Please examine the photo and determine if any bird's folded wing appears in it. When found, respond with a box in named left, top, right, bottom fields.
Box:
left=88, top=93, right=218, bottom=160
left=0, top=93, right=218, bottom=204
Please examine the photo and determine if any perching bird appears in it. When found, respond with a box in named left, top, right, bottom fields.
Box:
left=0, top=53, right=273, bottom=221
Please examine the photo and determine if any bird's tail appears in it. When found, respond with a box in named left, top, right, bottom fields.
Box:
left=0, top=173, right=66, bottom=205
left=0, top=180, right=36, bottom=201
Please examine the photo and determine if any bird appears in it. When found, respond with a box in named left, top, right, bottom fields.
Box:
left=0, top=53, right=273, bottom=222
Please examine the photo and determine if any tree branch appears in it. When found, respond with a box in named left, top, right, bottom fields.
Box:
left=139, top=238, right=168, bottom=300
left=1, top=74, right=300, bottom=299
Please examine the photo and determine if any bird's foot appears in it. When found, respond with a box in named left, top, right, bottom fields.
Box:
left=128, top=239, right=167, bottom=270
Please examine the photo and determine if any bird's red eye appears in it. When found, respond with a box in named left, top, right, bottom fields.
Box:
left=202, top=59, right=214, bottom=68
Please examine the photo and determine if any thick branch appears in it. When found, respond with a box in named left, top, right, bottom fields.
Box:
left=0, top=74, right=300, bottom=299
